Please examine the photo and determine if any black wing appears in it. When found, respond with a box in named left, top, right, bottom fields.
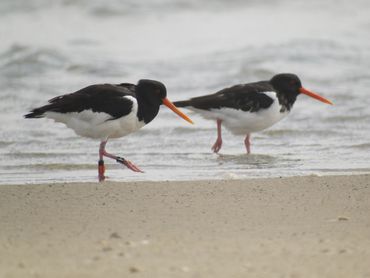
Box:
left=25, top=83, right=136, bottom=120
left=174, top=81, right=275, bottom=113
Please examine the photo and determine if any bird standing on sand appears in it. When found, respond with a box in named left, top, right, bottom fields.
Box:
left=25, top=79, right=193, bottom=181
left=174, top=73, right=332, bottom=154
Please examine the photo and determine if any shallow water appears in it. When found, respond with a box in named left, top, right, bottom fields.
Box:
left=1, top=0, right=370, bottom=184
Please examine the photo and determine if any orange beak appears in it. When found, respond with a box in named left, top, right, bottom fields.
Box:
left=299, top=87, right=333, bottom=105
left=162, top=98, right=194, bottom=124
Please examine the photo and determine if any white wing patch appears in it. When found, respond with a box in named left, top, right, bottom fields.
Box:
left=45, top=96, right=145, bottom=140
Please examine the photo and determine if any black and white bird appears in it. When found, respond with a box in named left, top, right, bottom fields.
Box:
left=174, top=73, right=332, bottom=154
left=25, top=79, right=193, bottom=181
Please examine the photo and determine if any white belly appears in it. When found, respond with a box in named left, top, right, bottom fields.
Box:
left=45, top=99, right=145, bottom=140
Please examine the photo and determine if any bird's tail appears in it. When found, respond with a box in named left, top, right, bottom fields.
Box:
left=24, top=106, right=50, bottom=119
left=173, top=100, right=191, bottom=108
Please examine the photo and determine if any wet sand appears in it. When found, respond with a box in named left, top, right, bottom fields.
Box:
left=1, top=174, right=369, bottom=278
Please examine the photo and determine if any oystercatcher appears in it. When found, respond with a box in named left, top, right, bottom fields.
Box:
left=174, top=73, right=332, bottom=154
left=25, top=79, right=193, bottom=181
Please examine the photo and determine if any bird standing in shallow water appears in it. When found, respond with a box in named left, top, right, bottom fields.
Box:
left=25, top=79, right=193, bottom=181
left=174, top=73, right=332, bottom=154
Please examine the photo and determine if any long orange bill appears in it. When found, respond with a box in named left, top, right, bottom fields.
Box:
left=299, top=87, right=333, bottom=105
left=162, top=98, right=194, bottom=124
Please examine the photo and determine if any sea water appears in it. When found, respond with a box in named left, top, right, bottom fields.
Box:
left=1, top=0, right=370, bottom=184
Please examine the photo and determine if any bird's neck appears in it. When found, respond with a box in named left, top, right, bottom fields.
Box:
left=276, top=92, right=297, bottom=113
left=136, top=96, right=160, bottom=124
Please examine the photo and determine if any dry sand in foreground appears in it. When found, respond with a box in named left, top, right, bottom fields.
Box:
left=0, top=174, right=369, bottom=278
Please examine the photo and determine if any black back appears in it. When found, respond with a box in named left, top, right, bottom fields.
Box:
left=174, top=73, right=303, bottom=113
left=25, top=79, right=168, bottom=125
left=174, top=81, right=274, bottom=112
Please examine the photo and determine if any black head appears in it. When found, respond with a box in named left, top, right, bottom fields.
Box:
left=270, top=73, right=302, bottom=96
left=269, top=73, right=302, bottom=111
left=270, top=73, right=333, bottom=108
left=137, top=79, right=167, bottom=105
left=135, top=79, right=193, bottom=125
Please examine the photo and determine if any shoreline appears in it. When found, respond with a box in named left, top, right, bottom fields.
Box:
left=2, top=170, right=370, bottom=186
left=1, top=174, right=369, bottom=277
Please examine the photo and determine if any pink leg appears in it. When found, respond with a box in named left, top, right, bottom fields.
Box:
left=211, top=119, right=223, bottom=153
left=244, top=134, right=251, bottom=154
left=98, top=142, right=106, bottom=182
left=98, top=140, right=143, bottom=182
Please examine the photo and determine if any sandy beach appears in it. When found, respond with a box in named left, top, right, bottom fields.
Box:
left=1, top=174, right=369, bottom=278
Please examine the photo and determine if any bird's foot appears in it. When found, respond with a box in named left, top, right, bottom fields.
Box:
left=116, top=156, right=144, bottom=173
left=98, top=159, right=106, bottom=182
left=211, top=139, right=222, bottom=153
